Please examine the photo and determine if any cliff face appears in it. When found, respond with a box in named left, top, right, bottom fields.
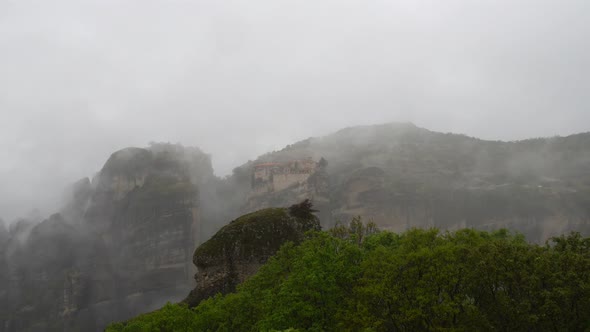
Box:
left=77, top=146, right=205, bottom=329
left=0, top=143, right=214, bottom=332
left=185, top=204, right=320, bottom=307
left=2, top=124, right=590, bottom=331
left=243, top=159, right=330, bottom=223
left=233, top=123, right=590, bottom=242
left=90, top=146, right=202, bottom=286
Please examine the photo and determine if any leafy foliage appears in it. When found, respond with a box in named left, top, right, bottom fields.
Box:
left=329, top=216, right=379, bottom=245
left=288, top=199, right=318, bottom=219
left=106, top=303, right=198, bottom=332
left=193, top=206, right=319, bottom=268
left=108, top=224, right=590, bottom=332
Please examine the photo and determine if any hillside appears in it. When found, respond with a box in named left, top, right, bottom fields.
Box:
left=234, top=123, right=590, bottom=241
left=1, top=123, right=590, bottom=331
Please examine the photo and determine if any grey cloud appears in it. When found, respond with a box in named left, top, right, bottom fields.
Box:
left=1, top=0, right=589, bottom=220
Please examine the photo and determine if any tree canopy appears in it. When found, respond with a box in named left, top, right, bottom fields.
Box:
left=107, top=224, right=590, bottom=332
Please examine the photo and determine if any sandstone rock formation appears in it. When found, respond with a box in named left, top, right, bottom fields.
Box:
left=2, top=124, right=590, bottom=331
left=0, top=143, right=215, bottom=332
left=233, top=123, right=590, bottom=241
left=243, top=158, right=330, bottom=223
left=184, top=202, right=320, bottom=307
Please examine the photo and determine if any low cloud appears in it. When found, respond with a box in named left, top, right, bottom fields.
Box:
left=1, top=0, right=589, bottom=220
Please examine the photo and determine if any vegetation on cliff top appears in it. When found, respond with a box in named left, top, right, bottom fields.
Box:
left=107, top=223, right=590, bottom=331
left=194, top=201, right=320, bottom=267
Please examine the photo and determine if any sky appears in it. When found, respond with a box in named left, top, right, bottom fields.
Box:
left=1, top=0, right=589, bottom=222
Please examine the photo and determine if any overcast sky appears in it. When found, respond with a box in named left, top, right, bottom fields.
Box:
left=1, top=0, right=589, bottom=222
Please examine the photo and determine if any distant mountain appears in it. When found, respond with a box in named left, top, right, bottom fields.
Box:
left=234, top=123, right=590, bottom=241
left=1, top=124, right=590, bottom=331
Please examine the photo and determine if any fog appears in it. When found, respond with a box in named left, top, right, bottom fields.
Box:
left=1, top=0, right=590, bottom=221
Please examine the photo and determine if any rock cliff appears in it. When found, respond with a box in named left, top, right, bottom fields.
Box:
left=184, top=202, right=320, bottom=307
left=232, top=123, right=590, bottom=241
left=0, top=143, right=215, bottom=332
left=2, top=124, right=590, bottom=331
left=243, top=159, right=330, bottom=223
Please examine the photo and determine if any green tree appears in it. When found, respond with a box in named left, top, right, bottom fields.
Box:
left=108, top=228, right=590, bottom=332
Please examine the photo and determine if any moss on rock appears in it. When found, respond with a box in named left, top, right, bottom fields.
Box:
left=186, top=203, right=321, bottom=307
left=194, top=206, right=320, bottom=268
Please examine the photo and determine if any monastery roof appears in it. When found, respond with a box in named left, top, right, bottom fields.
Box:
left=254, top=162, right=283, bottom=168
left=255, top=158, right=316, bottom=169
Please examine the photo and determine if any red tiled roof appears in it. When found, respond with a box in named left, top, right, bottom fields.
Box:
left=255, top=162, right=283, bottom=168
left=255, top=159, right=316, bottom=169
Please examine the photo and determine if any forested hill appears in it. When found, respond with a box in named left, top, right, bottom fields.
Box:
left=233, top=123, right=590, bottom=241
left=3, top=124, right=590, bottom=331
left=108, top=224, right=590, bottom=331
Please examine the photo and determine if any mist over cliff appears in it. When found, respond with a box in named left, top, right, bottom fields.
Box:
left=2, top=0, right=590, bottom=330
left=0, top=143, right=215, bottom=331
left=235, top=123, right=590, bottom=239
left=2, top=0, right=590, bottom=224
left=1, top=124, right=590, bottom=331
